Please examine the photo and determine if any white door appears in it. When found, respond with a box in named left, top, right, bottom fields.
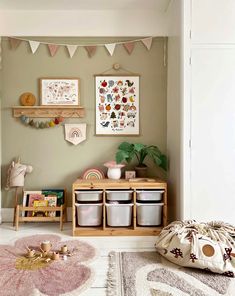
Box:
left=191, top=48, right=235, bottom=224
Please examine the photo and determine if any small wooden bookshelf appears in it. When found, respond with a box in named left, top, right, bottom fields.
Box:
left=14, top=189, right=67, bottom=231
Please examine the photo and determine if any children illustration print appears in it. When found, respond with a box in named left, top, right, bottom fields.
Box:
left=95, top=76, right=139, bottom=135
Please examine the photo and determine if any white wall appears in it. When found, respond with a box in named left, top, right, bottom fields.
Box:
left=185, top=0, right=235, bottom=224
left=0, top=10, right=168, bottom=36
left=166, top=0, right=182, bottom=221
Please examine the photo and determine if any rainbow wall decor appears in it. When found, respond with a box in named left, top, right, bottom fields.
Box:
left=65, top=124, right=86, bottom=145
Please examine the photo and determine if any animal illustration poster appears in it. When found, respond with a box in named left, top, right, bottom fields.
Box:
left=95, top=76, right=139, bottom=135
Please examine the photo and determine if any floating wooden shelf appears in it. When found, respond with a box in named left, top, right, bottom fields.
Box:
left=12, top=106, right=85, bottom=118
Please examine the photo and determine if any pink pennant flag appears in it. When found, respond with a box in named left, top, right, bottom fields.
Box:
left=123, top=42, right=135, bottom=55
left=105, top=43, right=116, bottom=56
left=141, top=37, right=153, bottom=50
left=9, top=38, right=21, bottom=49
left=85, top=46, right=97, bottom=58
left=66, top=45, right=77, bottom=58
left=48, top=44, right=59, bottom=57
left=29, top=40, right=40, bottom=54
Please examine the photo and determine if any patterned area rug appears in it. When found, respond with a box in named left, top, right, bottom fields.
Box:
left=107, top=251, right=235, bottom=296
left=0, top=234, right=97, bottom=296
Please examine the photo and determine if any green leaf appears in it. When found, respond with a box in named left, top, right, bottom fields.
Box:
left=118, top=142, right=133, bottom=152
left=133, top=143, right=145, bottom=152
left=116, top=150, right=130, bottom=164
left=159, top=155, right=167, bottom=171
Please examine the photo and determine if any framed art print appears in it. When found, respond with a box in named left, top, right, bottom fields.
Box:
left=95, top=75, right=139, bottom=135
left=40, top=78, right=80, bottom=106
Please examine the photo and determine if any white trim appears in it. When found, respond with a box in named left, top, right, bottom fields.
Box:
left=1, top=207, right=72, bottom=222
left=181, top=0, right=192, bottom=220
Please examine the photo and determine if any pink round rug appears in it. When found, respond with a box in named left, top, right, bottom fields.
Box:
left=0, top=234, right=97, bottom=296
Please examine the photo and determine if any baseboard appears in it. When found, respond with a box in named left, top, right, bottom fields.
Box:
left=1, top=207, right=72, bottom=223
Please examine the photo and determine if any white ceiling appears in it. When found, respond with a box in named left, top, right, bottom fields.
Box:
left=0, top=0, right=171, bottom=11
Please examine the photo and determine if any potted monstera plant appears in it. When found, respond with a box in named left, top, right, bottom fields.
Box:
left=115, top=142, right=167, bottom=177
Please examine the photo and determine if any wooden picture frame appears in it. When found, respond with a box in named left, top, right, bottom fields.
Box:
left=95, top=75, right=140, bottom=135
left=39, top=78, right=80, bottom=106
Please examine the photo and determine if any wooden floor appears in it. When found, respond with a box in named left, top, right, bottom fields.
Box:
left=0, top=222, right=157, bottom=296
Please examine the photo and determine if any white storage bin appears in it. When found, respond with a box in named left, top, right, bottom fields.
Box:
left=136, top=190, right=164, bottom=201
left=75, top=203, right=102, bottom=226
left=106, top=203, right=133, bottom=226
left=106, top=190, right=133, bottom=201
left=75, top=190, right=103, bottom=202
left=136, top=202, right=163, bottom=226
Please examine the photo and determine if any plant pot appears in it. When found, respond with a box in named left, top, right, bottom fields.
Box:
left=107, top=167, right=122, bottom=180
left=135, top=166, right=148, bottom=178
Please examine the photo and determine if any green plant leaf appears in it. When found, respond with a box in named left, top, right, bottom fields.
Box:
left=133, top=143, right=145, bottom=152
left=159, top=154, right=167, bottom=171
left=118, top=142, right=133, bottom=152
left=116, top=150, right=130, bottom=164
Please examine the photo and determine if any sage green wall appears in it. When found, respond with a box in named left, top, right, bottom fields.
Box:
left=1, top=37, right=167, bottom=207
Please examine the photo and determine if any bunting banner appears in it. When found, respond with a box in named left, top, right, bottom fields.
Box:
left=105, top=43, right=116, bottom=56
left=123, top=42, right=135, bottom=55
left=85, top=46, right=97, bottom=58
left=9, top=38, right=21, bottom=49
left=29, top=40, right=40, bottom=54
left=141, top=37, right=153, bottom=50
left=7, top=36, right=155, bottom=59
left=48, top=44, right=59, bottom=57
left=67, top=45, right=77, bottom=58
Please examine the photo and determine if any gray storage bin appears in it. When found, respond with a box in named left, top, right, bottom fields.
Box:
left=106, top=190, right=133, bottom=201
left=75, top=190, right=103, bottom=202
left=75, top=203, right=103, bottom=226
left=136, top=202, right=163, bottom=226
left=136, top=190, right=164, bottom=201
left=106, top=203, right=133, bottom=226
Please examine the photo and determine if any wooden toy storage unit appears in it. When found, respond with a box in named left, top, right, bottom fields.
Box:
left=72, top=178, right=167, bottom=236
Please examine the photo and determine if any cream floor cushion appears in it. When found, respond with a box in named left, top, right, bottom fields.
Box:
left=155, top=220, right=235, bottom=277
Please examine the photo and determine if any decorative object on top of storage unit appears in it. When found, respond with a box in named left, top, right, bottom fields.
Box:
left=104, top=160, right=125, bottom=180
left=116, top=142, right=167, bottom=177
left=19, top=92, right=36, bottom=106
left=40, top=78, right=80, bottom=106
left=95, top=75, right=139, bottom=135
left=125, top=170, right=136, bottom=180
left=82, top=168, right=105, bottom=180
left=5, top=158, right=33, bottom=190
left=64, top=123, right=86, bottom=145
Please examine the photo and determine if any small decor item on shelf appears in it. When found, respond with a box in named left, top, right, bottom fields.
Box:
left=115, top=142, right=167, bottom=178
left=81, top=168, right=105, bottom=180
left=20, top=92, right=36, bottom=106
left=64, top=123, right=86, bottom=145
left=19, top=115, right=64, bottom=129
left=104, top=160, right=125, bottom=180
left=125, top=170, right=136, bottom=180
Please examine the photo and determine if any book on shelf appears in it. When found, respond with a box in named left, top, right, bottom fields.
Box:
left=32, top=200, right=48, bottom=217
left=42, top=189, right=65, bottom=216
left=22, top=191, right=42, bottom=217
left=27, top=194, right=45, bottom=217
left=44, top=195, right=57, bottom=217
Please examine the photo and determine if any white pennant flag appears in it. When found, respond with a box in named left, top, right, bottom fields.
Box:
left=67, top=45, right=78, bottom=58
left=105, top=43, right=116, bottom=56
left=29, top=40, right=40, bottom=54
left=141, top=37, right=153, bottom=50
